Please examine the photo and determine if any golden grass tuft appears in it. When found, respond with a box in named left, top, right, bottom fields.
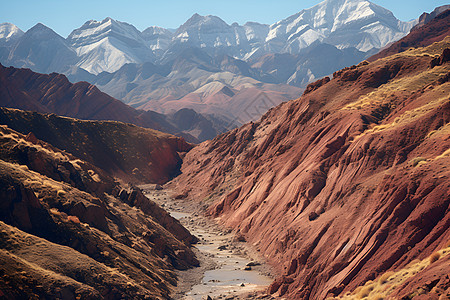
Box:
left=342, top=63, right=448, bottom=112
left=67, top=215, right=80, bottom=224
left=427, top=130, right=437, bottom=138
left=356, top=285, right=373, bottom=298
left=410, top=157, right=427, bottom=167
left=88, top=170, right=101, bottom=182
left=70, top=159, right=84, bottom=170
left=57, top=190, right=66, bottom=197
left=49, top=208, right=61, bottom=216
left=435, top=148, right=450, bottom=160
left=429, top=252, right=441, bottom=263
left=350, top=90, right=449, bottom=143
left=378, top=271, right=394, bottom=284
left=335, top=243, right=450, bottom=299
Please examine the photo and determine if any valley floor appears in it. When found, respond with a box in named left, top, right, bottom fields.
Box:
left=141, top=185, right=277, bottom=300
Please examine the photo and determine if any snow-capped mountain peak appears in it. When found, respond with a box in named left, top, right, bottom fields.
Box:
left=0, top=23, right=24, bottom=43
left=175, top=13, right=231, bottom=40
left=25, top=23, right=63, bottom=40
left=68, top=17, right=146, bottom=48
left=67, top=17, right=154, bottom=74
left=265, top=0, right=416, bottom=53
left=4, top=22, right=77, bottom=74
left=1, top=0, right=418, bottom=78
left=142, top=26, right=173, bottom=51
left=170, top=13, right=269, bottom=60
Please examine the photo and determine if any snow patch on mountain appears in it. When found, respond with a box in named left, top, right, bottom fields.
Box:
left=0, top=23, right=24, bottom=42
left=1, top=0, right=418, bottom=82
left=265, top=0, right=416, bottom=53
left=68, top=18, right=154, bottom=74
left=142, top=26, right=173, bottom=51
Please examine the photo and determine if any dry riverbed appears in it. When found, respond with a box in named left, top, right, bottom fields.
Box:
left=141, top=185, right=276, bottom=300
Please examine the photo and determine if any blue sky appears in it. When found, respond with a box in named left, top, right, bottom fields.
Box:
left=1, top=0, right=448, bottom=37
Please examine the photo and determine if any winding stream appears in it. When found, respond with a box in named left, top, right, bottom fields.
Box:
left=141, top=186, right=274, bottom=300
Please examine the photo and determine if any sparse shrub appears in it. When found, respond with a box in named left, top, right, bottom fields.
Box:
left=357, top=285, right=373, bottom=298
left=49, top=208, right=61, bottom=216
left=378, top=271, right=394, bottom=284
left=410, top=157, right=426, bottom=167
left=429, top=252, right=441, bottom=263
left=67, top=215, right=80, bottom=224
left=57, top=190, right=66, bottom=197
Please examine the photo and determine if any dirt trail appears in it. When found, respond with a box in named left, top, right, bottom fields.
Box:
left=141, top=185, right=276, bottom=300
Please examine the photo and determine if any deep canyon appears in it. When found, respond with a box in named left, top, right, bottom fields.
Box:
left=0, top=2, right=449, bottom=300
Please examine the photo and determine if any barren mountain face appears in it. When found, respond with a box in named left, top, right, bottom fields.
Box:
left=0, top=120, right=198, bottom=299
left=169, top=12, right=450, bottom=299
left=0, top=63, right=227, bottom=142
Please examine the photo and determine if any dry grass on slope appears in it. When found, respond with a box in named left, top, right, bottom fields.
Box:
left=0, top=122, right=198, bottom=299
left=328, top=243, right=450, bottom=300
left=168, top=33, right=450, bottom=300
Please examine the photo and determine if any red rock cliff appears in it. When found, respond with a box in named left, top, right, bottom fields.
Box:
left=170, top=21, right=450, bottom=299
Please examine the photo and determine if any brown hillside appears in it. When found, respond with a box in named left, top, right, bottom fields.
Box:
left=170, top=33, right=450, bottom=299
left=0, top=64, right=169, bottom=128
left=0, top=124, right=198, bottom=299
left=0, top=107, right=191, bottom=184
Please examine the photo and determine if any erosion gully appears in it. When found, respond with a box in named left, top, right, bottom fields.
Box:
left=141, top=185, right=276, bottom=300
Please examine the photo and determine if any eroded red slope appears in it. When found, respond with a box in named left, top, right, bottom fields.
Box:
left=0, top=64, right=212, bottom=142
left=170, top=29, right=450, bottom=299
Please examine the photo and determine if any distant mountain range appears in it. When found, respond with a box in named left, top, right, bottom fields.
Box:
left=0, top=0, right=417, bottom=125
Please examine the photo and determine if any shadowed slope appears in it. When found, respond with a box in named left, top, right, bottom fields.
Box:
left=0, top=124, right=198, bottom=299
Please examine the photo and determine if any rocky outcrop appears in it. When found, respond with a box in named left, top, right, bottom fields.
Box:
left=115, top=185, right=198, bottom=246
left=430, top=48, right=450, bottom=68
left=413, top=5, right=450, bottom=30
left=169, top=22, right=450, bottom=299
left=304, top=76, right=330, bottom=95
left=0, top=123, right=198, bottom=299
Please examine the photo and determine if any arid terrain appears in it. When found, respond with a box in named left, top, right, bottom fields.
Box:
left=0, top=112, right=198, bottom=299
left=169, top=11, right=450, bottom=299
left=0, top=3, right=449, bottom=300
left=142, top=185, right=275, bottom=300
left=0, top=63, right=226, bottom=142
